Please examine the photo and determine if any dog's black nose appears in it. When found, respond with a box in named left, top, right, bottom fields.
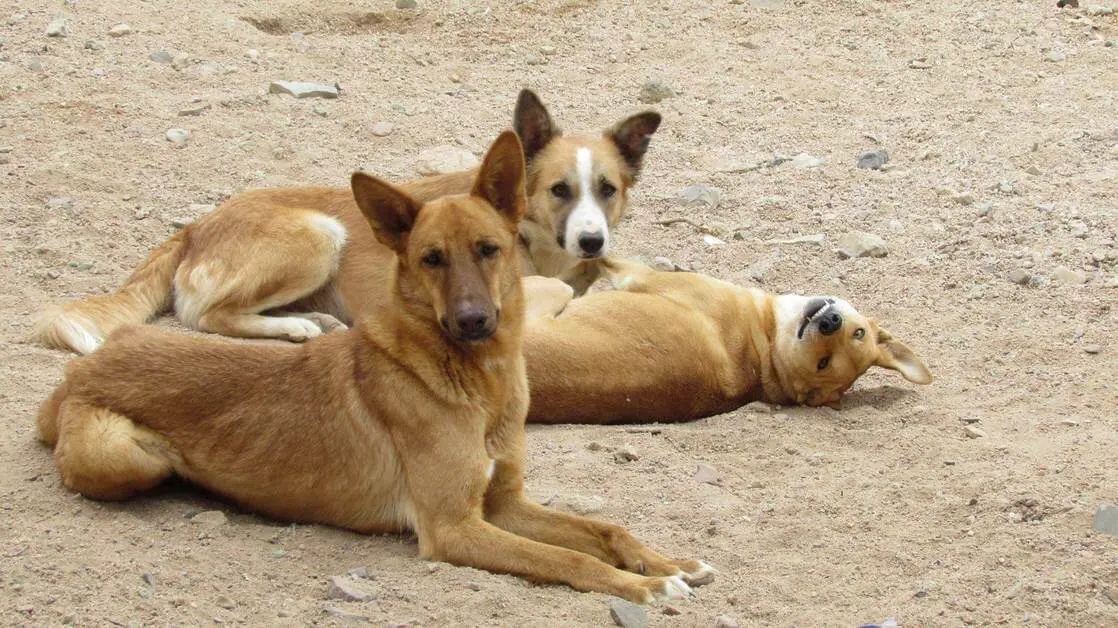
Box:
left=454, top=307, right=491, bottom=340
left=577, top=232, right=605, bottom=255
left=818, top=310, right=842, bottom=336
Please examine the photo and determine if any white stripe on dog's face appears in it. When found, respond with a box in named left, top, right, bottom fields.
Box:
left=563, top=148, right=610, bottom=258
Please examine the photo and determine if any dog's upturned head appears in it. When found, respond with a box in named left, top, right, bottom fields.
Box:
left=513, top=89, right=660, bottom=260
left=771, top=295, right=932, bottom=408
left=351, top=131, right=526, bottom=344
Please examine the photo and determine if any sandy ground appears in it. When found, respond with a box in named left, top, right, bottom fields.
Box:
left=2, top=0, right=1117, bottom=625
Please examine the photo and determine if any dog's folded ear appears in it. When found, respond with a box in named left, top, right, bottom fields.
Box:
left=871, top=323, right=933, bottom=384
left=472, top=131, right=527, bottom=227
left=607, top=111, right=661, bottom=177
left=514, top=89, right=561, bottom=164
left=351, top=172, right=422, bottom=254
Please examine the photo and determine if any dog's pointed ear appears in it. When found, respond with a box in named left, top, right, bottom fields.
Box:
left=351, top=172, right=421, bottom=254
left=513, top=89, right=560, bottom=163
left=871, top=322, right=933, bottom=384
left=472, top=131, right=527, bottom=227
left=606, top=111, right=661, bottom=177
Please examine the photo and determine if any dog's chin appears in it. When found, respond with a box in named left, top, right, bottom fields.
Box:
left=455, top=328, right=496, bottom=343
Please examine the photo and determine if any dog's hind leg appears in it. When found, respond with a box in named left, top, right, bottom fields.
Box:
left=53, top=401, right=176, bottom=501
left=177, top=209, right=349, bottom=342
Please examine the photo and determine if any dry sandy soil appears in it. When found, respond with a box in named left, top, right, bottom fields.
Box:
left=2, top=0, right=1117, bottom=625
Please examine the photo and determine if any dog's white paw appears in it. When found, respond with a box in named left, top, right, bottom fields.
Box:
left=655, top=575, right=693, bottom=600
left=685, top=560, right=717, bottom=586
left=279, top=317, right=324, bottom=342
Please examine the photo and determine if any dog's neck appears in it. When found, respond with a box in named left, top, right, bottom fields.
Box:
left=731, top=287, right=798, bottom=406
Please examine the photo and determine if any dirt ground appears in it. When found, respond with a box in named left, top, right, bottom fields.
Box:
left=2, top=0, right=1116, bottom=625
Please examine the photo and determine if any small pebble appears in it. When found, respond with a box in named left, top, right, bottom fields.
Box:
left=693, top=463, right=720, bottom=485
left=857, top=149, right=889, bottom=170
left=150, top=50, right=173, bottom=64
left=215, top=596, right=236, bottom=610
left=190, top=510, right=227, bottom=526
left=1007, top=269, right=1032, bottom=286
left=836, top=231, right=888, bottom=259
left=609, top=597, right=648, bottom=628
left=1045, top=51, right=1067, bottom=63
left=964, top=426, right=986, bottom=439
left=613, top=446, right=639, bottom=463
left=1083, top=345, right=1101, bottom=355
left=951, top=191, right=975, bottom=206
left=396, top=0, right=419, bottom=9
left=371, top=121, right=395, bottom=137
left=715, top=616, right=742, bottom=628
left=46, top=18, right=68, bottom=37
left=108, top=23, right=132, bottom=37
left=166, top=128, right=190, bottom=147
left=638, top=80, right=675, bottom=104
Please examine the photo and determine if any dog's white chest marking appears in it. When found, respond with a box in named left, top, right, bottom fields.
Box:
left=485, top=459, right=496, bottom=481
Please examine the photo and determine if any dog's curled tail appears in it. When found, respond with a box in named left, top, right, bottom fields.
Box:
left=34, top=229, right=190, bottom=354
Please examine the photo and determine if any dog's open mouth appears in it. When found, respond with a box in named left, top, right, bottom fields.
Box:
left=797, top=298, right=833, bottom=340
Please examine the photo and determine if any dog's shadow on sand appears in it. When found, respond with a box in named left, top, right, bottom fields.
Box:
left=839, top=385, right=917, bottom=410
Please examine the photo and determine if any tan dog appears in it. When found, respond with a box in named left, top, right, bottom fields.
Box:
left=34, top=134, right=710, bottom=603
left=35, top=90, right=661, bottom=354
left=523, top=259, right=933, bottom=424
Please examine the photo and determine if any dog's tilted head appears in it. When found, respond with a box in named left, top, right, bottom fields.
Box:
left=771, top=295, right=932, bottom=408
left=351, top=131, right=527, bottom=344
left=513, top=89, right=661, bottom=260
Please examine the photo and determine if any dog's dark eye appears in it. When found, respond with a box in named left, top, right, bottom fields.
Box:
left=550, top=181, right=571, bottom=200
left=600, top=179, right=617, bottom=199
left=421, top=250, right=444, bottom=267
left=853, top=328, right=865, bottom=340
left=479, top=243, right=499, bottom=258
left=817, top=356, right=831, bottom=370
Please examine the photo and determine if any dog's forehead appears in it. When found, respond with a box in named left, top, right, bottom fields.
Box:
left=413, top=197, right=507, bottom=240
left=535, top=136, right=623, bottom=181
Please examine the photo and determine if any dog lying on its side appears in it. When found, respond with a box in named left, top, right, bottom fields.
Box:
left=35, top=90, right=661, bottom=354
left=523, top=259, right=933, bottom=424
left=35, top=133, right=708, bottom=603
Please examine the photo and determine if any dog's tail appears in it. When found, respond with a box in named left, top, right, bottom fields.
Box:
left=36, top=378, right=70, bottom=445
left=34, top=229, right=190, bottom=354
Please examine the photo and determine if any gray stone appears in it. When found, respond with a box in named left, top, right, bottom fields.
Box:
left=790, top=153, right=825, bottom=169
left=178, top=104, right=211, bottom=117
left=1083, top=345, right=1101, bottom=355
left=108, top=23, right=132, bottom=37
left=190, top=510, right=227, bottom=526
left=1008, top=269, right=1032, bottom=286
left=1094, top=504, right=1118, bottom=537
left=46, top=270, right=61, bottom=280
left=216, top=596, right=236, bottom=610
left=142, top=573, right=156, bottom=586
left=609, top=597, right=648, bottom=628
left=415, top=145, right=478, bottom=176
left=150, top=50, right=173, bottom=64
left=651, top=256, right=676, bottom=272
left=857, top=149, right=889, bottom=170
left=269, top=81, right=340, bottom=99
left=271, top=548, right=287, bottom=558
left=1054, top=266, right=1087, bottom=285
left=46, top=18, right=68, bottom=37
left=327, top=576, right=374, bottom=602
left=964, top=426, right=986, bottom=439
left=716, top=616, right=742, bottom=628
left=525, top=54, right=546, bottom=66
left=396, top=0, right=418, bottom=8
left=1087, top=5, right=1115, bottom=16
left=1046, top=50, right=1067, bottom=62
left=85, top=39, right=104, bottom=51
left=46, top=196, right=73, bottom=210
left=638, top=80, right=675, bottom=104
left=694, top=463, right=719, bottom=485
left=347, top=567, right=373, bottom=579
left=745, top=401, right=773, bottom=413
left=165, top=128, right=190, bottom=146
left=703, top=234, right=726, bottom=247
left=371, top=122, right=395, bottom=137
left=613, top=446, right=639, bottom=463
left=677, top=184, right=721, bottom=209
left=836, top=231, right=888, bottom=259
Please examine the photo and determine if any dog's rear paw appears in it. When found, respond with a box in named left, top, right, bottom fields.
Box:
left=678, top=559, right=716, bottom=586
left=645, top=574, right=692, bottom=601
